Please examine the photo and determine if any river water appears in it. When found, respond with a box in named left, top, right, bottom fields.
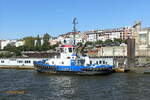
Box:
left=0, top=69, right=149, bottom=100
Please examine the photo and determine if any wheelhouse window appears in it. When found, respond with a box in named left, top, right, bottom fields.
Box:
left=90, top=61, right=92, bottom=65
left=68, top=48, right=72, bottom=53
left=77, top=59, right=85, bottom=66
left=96, top=61, right=98, bottom=64
left=52, top=61, right=54, bottom=64
left=103, top=61, right=105, bottom=64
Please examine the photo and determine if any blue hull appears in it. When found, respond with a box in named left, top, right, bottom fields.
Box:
left=34, top=61, right=113, bottom=75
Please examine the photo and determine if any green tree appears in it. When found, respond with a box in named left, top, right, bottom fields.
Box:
left=3, top=44, right=22, bottom=57
left=85, top=41, right=93, bottom=45
left=49, top=43, right=59, bottom=50
left=95, top=40, right=103, bottom=45
left=77, top=42, right=83, bottom=46
left=42, top=33, right=50, bottom=50
left=17, top=46, right=25, bottom=51
left=104, top=39, right=113, bottom=45
left=35, top=35, right=42, bottom=51
left=0, top=52, right=13, bottom=58
left=4, top=44, right=16, bottom=52
left=36, top=35, right=41, bottom=47
left=4, top=52, right=13, bottom=58
left=14, top=49, right=22, bottom=56
left=43, top=33, right=50, bottom=42
left=114, top=38, right=123, bottom=44
left=23, top=36, right=35, bottom=51
left=0, top=53, right=4, bottom=57
left=123, top=39, right=128, bottom=44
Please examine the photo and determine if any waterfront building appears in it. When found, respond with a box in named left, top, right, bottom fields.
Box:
left=0, top=40, right=11, bottom=49
left=0, top=40, right=25, bottom=49
left=15, top=40, right=25, bottom=47
left=57, top=32, right=83, bottom=45
left=98, top=33, right=109, bottom=41
left=34, top=39, right=44, bottom=46
left=0, top=40, right=16, bottom=49
left=0, top=58, right=43, bottom=66
left=49, top=38, right=58, bottom=45
left=85, top=31, right=98, bottom=42
left=89, top=57, right=114, bottom=65
left=123, top=27, right=132, bottom=39
left=99, top=46, right=127, bottom=56
left=131, top=21, right=141, bottom=48
left=139, top=27, right=150, bottom=47
left=130, top=21, right=150, bottom=56
left=83, top=27, right=131, bottom=42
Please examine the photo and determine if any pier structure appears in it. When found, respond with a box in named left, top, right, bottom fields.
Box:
left=126, top=38, right=135, bottom=71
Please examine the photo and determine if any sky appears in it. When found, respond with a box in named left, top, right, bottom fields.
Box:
left=0, top=0, right=150, bottom=39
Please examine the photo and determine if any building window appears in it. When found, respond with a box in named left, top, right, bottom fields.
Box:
left=17, top=60, right=23, bottom=63
left=103, top=61, right=105, bottom=64
left=1, top=61, right=4, bottom=63
left=10, top=59, right=16, bottom=61
left=99, top=61, right=102, bottom=64
left=25, top=60, right=31, bottom=63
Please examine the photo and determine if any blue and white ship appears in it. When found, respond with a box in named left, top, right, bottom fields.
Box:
left=34, top=45, right=114, bottom=75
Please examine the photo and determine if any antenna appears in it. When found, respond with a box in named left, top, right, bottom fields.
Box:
left=72, top=17, right=78, bottom=45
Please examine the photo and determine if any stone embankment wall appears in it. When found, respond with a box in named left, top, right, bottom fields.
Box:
left=114, top=57, right=150, bottom=73
left=95, top=46, right=150, bottom=57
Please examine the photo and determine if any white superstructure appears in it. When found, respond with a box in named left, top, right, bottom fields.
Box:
left=0, top=58, right=43, bottom=66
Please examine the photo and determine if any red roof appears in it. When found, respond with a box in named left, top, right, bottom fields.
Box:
left=61, top=45, right=75, bottom=47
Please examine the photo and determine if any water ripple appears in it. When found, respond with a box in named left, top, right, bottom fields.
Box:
left=0, top=69, right=150, bottom=100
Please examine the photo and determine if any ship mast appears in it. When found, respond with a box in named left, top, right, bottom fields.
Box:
left=72, top=17, right=78, bottom=45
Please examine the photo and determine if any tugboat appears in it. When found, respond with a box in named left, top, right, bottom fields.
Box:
left=33, top=45, right=113, bottom=75
left=33, top=18, right=114, bottom=75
